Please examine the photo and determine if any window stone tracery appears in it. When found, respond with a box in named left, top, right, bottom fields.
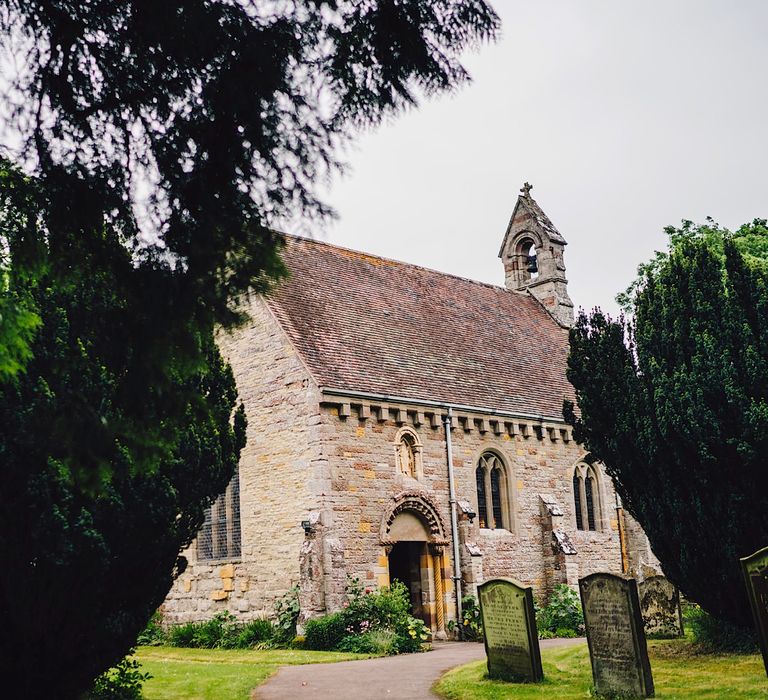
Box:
left=475, top=451, right=514, bottom=531
left=572, top=462, right=602, bottom=532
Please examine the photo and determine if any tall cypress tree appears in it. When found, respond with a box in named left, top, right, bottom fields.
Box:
left=565, top=220, right=768, bottom=629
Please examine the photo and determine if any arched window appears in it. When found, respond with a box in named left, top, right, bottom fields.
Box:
left=394, top=427, right=423, bottom=479
left=475, top=466, right=488, bottom=529
left=475, top=452, right=513, bottom=530
left=585, top=473, right=596, bottom=531
left=490, top=467, right=503, bottom=528
left=573, top=472, right=583, bottom=531
left=573, top=462, right=602, bottom=532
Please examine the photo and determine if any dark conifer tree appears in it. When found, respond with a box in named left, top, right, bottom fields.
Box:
left=0, top=0, right=499, bottom=385
left=0, top=4, right=499, bottom=693
left=0, top=0, right=499, bottom=480
left=565, top=220, right=768, bottom=629
left=0, top=164, right=246, bottom=699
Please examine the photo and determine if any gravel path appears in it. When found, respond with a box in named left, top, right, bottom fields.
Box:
left=254, top=638, right=586, bottom=700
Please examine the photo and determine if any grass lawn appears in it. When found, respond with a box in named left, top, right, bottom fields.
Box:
left=434, top=640, right=768, bottom=699
left=134, top=646, right=371, bottom=700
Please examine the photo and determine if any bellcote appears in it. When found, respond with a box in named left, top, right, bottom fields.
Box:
left=498, top=183, right=574, bottom=326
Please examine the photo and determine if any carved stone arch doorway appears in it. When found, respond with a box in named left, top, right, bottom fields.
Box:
left=380, top=492, right=450, bottom=638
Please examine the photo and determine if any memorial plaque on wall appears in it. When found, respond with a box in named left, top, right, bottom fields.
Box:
left=638, top=575, right=683, bottom=638
left=477, top=577, right=544, bottom=682
left=741, top=545, right=768, bottom=677
left=580, top=573, right=654, bottom=698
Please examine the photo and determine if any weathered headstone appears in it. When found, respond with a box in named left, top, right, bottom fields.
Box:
left=580, top=573, right=654, bottom=698
left=638, top=575, right=683, bottom=638
left=477, top=577, right=543, bottom=682
left=741, top=545, right=768, bottom=677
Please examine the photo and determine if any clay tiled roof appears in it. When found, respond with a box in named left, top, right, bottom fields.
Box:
left=267, top=235, right=575, bottom=420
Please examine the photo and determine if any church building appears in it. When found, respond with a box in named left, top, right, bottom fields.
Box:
left=162, top=185, right=656, bottom=636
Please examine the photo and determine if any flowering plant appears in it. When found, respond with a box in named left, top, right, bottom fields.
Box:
left=304, top=576, right=430, bottom=654
left=405, top=616, right=429, bottom=642
left=447, top=594, right=483, bottom=641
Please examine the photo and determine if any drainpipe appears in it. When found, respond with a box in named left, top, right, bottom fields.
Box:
left=443, top=407, right=464, bottom=639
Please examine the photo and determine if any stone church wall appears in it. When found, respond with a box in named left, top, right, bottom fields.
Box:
left=162, top=299, right=324, bottom=623
left=623, top=509, right=662, bottom=577
left=316, top=399, right=626, bottom=612
left=160, top=307, right=657, bottom=625
left=452, top=425, right=623, bottom=595
left=313, top=404, right=460, bottom=628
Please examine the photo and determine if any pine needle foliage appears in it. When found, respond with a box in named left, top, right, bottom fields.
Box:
left=565, top=220, right=768, bottom=629
left=0, top=168, right=246, bottom=699
left=0, top=0, right=499, bottom=480
left=0, top=0, right=499, bottom=370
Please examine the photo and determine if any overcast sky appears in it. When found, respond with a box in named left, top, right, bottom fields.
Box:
left=312, top=0, right=768, bottom=317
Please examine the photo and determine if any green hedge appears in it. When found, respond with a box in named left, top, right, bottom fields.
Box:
left=304, top=613, right=347, bottom=651
left=142, top=611, right=277, bottom=650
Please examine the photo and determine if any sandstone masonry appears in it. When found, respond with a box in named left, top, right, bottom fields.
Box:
left=161, top=185, right=659, bottom=633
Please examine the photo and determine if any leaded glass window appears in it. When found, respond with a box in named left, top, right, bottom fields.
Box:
left=585, top=474, right=596, bottom=531
left=476, top=452, right=512, bottom=531
left=475, top=465, right=487, bottom=529
left=573, top=463, right=601, bottom=532
left=573, top=472, right=584, bottom=530
left=198, top=465, right=242, bottom=561
left=490, top=467, right=503, bottom=528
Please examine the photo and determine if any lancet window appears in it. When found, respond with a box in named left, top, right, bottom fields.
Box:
left=475, top=452, right=513, bottom=530
left=573, top=462, right=601, bottom=532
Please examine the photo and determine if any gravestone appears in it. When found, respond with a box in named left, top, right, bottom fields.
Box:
left=580, top=573, right=654, bottom=698
left=741, top=545, right=768, bottom=677
left=477, top=577, right=543, bottom=682
left=638, top=575, right=683, bottom=638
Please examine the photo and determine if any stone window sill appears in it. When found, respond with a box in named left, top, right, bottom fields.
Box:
left=195, top=558, right=242, bottom=565
left=478, top=527, right=516, bottom=537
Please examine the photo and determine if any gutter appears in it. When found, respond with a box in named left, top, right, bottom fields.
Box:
left=319, top=387, right=567, bottom=425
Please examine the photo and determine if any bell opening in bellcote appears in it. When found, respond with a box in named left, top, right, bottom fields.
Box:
left=526, top=250, right=538, bottom=274
left=498, top=182, right=575, bottom=327
left=520, top=239, right=539, bottom=281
